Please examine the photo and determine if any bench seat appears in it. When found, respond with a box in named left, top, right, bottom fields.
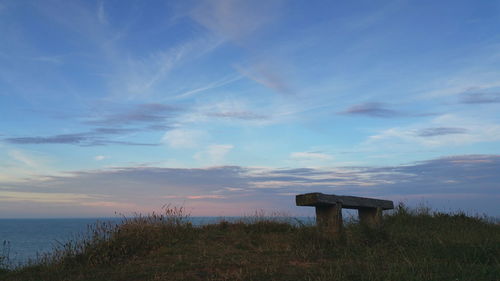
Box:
left=296, top=192, right=394, bottom=210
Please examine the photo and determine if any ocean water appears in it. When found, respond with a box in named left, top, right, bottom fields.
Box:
left=0, top=218, right=118, bottom=266
left=0, top=217, right=313, bottom=266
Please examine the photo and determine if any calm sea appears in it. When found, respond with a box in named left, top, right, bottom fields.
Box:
left=0, top=217, right=313, bottom=266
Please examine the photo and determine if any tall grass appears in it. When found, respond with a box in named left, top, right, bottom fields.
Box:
left=43, top=205, right=191, bottom=267
left=1, top=204, right=499, bottom=281
left=0, top=240, right=11, bottom=273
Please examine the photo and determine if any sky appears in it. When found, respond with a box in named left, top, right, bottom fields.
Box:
left=1, top=0, right=499, bottom=218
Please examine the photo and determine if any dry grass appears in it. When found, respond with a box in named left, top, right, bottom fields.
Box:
left=1, top=204, right=499, bottom=281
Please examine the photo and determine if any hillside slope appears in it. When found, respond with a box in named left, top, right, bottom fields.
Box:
left=1, top=206, right=499, bottom=281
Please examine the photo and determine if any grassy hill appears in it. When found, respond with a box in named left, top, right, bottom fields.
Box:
left=1, top=205, right=499, bottom=281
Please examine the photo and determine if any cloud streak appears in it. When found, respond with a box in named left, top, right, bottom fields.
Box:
left=4, top=103, right=180, bottom=146
left=173, top=75, right=242, bottom=99
left=4, top=132, right=158, bottom=146
left=460, top=92, right=500, bottom=104
left=6, top=134, right=91, bottom=145
left=207, top=111, right=267, bottom=120
left=367, top=114, right=500, bottom=147
left=234, top=63, right=296, bottom=96
left=86, top=103, right=180, bottom=127
left=1, top=154, right=498, bottom=217
left=339, top=102, right=402, bottom=118
left=190, top=0, right=281, bottom=42
left=194, top=144, right=234, bottom=165
left=161, top=129, right=206, bottom=149
left=417, top=127, right=468, bottom=137
left=290, top=152, right=333, bottom=162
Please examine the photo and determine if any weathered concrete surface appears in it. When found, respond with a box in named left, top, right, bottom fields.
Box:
left=315, top=203, right=343, bottom=234
left=296, top=193, right=394, bottom=210
left=296, top=193, right=394, bottom=235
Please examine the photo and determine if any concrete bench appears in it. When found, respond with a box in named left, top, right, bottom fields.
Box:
left=296, top=193, right=394, bottom=234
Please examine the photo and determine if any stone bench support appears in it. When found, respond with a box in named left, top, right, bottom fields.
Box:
left=315, top=203, right=343, bottom=234
left=296, top=193, right=394, bottom=235
left=358, top=207, right=383, bottom=227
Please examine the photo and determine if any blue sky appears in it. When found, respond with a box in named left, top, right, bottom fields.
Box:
left=1, top=0, right=499, bottom=218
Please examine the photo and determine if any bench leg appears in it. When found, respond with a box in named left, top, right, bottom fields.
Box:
left=358, top=207, right=382, bottom=227
left=315, top=203, right=343, bottom=235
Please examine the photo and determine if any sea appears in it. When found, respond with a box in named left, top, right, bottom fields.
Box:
left=0, top=217, right=314, bottom=267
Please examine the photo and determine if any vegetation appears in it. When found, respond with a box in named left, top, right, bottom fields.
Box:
left=0, top=205, right=499, bottom=281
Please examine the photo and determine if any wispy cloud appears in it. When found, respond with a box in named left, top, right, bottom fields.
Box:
left=339, top=102, right=402, bottom=118
left=190, top=0, right=281, bottom=42
left=194, top=144, right=234, bottom=165
left=207, top=111, right=267, bottom=120
left=174, top=99, right=271, bottom=126
left=94, top=155, right=106, bottom=161
left=29, top=0, right=222, bottom=101
left=190, top=0, right=296, bottom=96
left=86, top=103, right=180, bottom=127
left=419, top=73, right=500, bottom=99
left=83, top=140, right=158, bottom=147
left=173, top=75, right=242, bottom=99
left=108, top=34, right=223, bottom=100
left=97, top=1, right=107, bottom=25
left=417, top=127, right=468, bottom=137
left=122, top=47, right=191, bottom=96
left=161, top=129, right=206, bottom=149
left=234, top=63, right=296, bottom=96
left=460, top=92, right=500, bottom=104
left=0, top=191, right=96, bottom=204
left=290, top=152, right=333, bottom=161
left=5, top=134, right=89, bottom=145
left=4, top=103, right=183, bottom=146
left=4, top=133, right=157, bottom=146
left=31, top=55, right=65, bottom=64
left=4, top=125, right=159, bottom=146
left=367, top=114, right=500, bottom=147
left=8, top=150, right=39, bottom=167
left=1, top=148, right=55, bottom=181
left=164, top=194, right=226, bottom=200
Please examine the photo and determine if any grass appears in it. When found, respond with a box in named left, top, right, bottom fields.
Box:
left=0, top=204, right=499, bottom=281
